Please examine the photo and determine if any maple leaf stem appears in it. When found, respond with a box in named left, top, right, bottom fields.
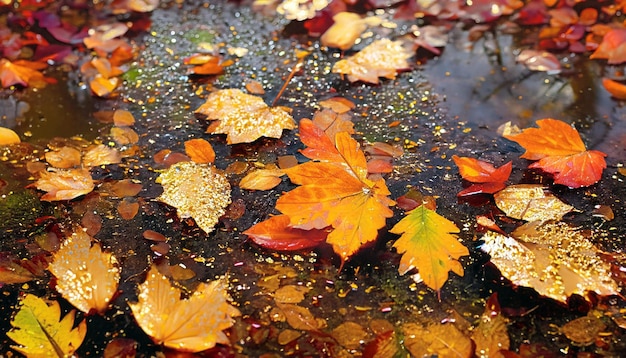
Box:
left=271, top=54, right=307, bottom=107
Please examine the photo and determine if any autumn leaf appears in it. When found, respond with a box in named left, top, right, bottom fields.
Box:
left=320, top=12, right=381, bottom=50
left=7, top=293, right=87, bottom=357
left=481, top=222, right=619, bottom=303
left=239, top=168, right=284, bottom=190
left=34, top=168, right=95, bottom=201
left=471, top=293, right=510, bottom=357
left=156, top=161, right=231, bottom=233
left=244, top=214, right=328, bottom=251
left=590, top=28, right=626, bottom=64
left=48, top=228, right=120, bottom=314
left=494, top=184, right=574, bottom=222
left=402, top=322, right=473, bottom=357
left=389, top=205, right=469, bottom=293
left=452, top=155, right=511, bottom=196
left=0, top=126, right=21, bottom=145
left=504, top=118, right=607, bottom=188
left=82, top=144, right=122, bottom=167
left=275, top=132, right=394, bottom=264
left=601, top=77, right=626, bottom=100
left=332, top=38, right=413, bottom=84
left=516, top=49, right=561, bottom=74
left=195, top=89, right=296, bottom=144
left=0, top=59, right=48, bottom=88
left=184, top=138, right=215, bottom=164
left=129, top=265, right=240, bottom=352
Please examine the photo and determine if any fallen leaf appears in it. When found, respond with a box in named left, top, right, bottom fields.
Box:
left=389, top=205, right=469, bottom=293
left=195, top=89, right=296, bottom=144
left=90, top=75, right=119, bottom=97
left=0, top=254, right=35, bottom=285
left=118, top=198, right=139, bottom=220
left=103, top=338, right=137, bottom=358
left=184, top=138, right=216, bottom=164
left=34, top=168, right=95, bottom=201
left=0, top=58, right=47, bottom=88
left=7, top=294, right=87, bottom=357
left=244, top=215, right=328, bottom=251
left=274, top=285, right=310, bottom=304
left=111, top=179, right=142, bottom=197
left=276, top=132, right=394, bottom=265
left=129, top=265, right=240, bottom=352
left=245, top=80, right=265, bottom=94
left=561, top=315, right=605, bottom=346
left=318, top=97, right=355, bottom=114
left=481, top=222, right=619, bottom=303
left=156, top=161, right=231, bottom=233
left=331, top=321, right=368, bottom=350
left=402, top=322, right=473, bottom=358
left=276, top=0, right=330, bottom=21
left=0, top=127, right=20, bottom=145
left=113, top=109, right=136, bottom=126
left=45, top=146, right=82, bottom=168
left=239, top=168, right=284, bottom=190
left=590, top=28, right=626, bottom=64
left=82, top=144, right=122, bottom=167
left=110, top=126, right=139, bottom=145
left=48, top=228, right=120, bottom=314
left=494, top=184, right=574, bottom=222
left=129, top=0, right=159, bottom=12
left=504, top=118, right=607, bottom=188
left=275, top=303, right=320, bottom=331
left=516, top=49, right=561, bottom=74
left=452, top=155, right=512, bottom=196
left=471, top=293, right=510, bottom=357
left=601, top=77, right=626, bottom=99
left=321, top=12, right=381, bottom=50
left=332, top=38, right=413, bottom=84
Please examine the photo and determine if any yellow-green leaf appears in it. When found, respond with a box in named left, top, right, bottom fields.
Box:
left=390, top=205, right=469, bottom=293
left=8, top=293, right=87, bottom=357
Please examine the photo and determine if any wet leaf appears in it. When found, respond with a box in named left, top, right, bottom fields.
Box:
left=389, top=205, right=469, bottom=293
left=0, top=127, right=21, bottom=145
left=472, top=293, right=510, bottom=357
left=34, top=168, right=95, bottom=201
left=590, top=28, right=626, bottom=64
left=276, top=0, right=329, bottom=21
left=244, top=215, right=328, bottom=251
left=481, top=222, right=619, bottom=303
left=48, top=228, right=120, bottom=314
left=156, top=161, right=231, bottom=234
left=494, top=184, right=573, bottom=222
left=402, top=322, right=473, bottom=358
left=275, top=303, right=320, bottom=331
left=195, top=89, right=296, bottom=144
left=82, top=144, right=122, bottom=167
left=0, top=255, right=35, bottom=285
left=118, top=198, right=139, bottom=220
left=318, top=97, right=355, bottom=114
left=274, top=285, right=310, bottom=304
left=0, top=58, right=47, bottom=88
left=128, top=0, right=159, bottom=12
left=239, top=168, right=284, bottom=190
left=276, top=132, right=394, bottom=265
left=129, top=265, right=240, bottom=352
left=516, top=49, right=561, bottom=74
left=321, top=12, right=381, bottom=50
left=601, top=77, right=626, bottom=100
left=110, top=126, right=139, bottom=145
left=7, top=294, right=87, bottom=357
left=331, top=321, right=368, bottom=349
left=332, top=39, right=412, bottom=84
left=113, top=109, right=136, bottom=127
left=90, top=75, right=119, bottom=97
left=103, top=338, right=137, bottom=358
left=452, top=155, right=511, bottom=196
left=184, top=138, right=215, bottom=164
left=561, top=315, right=605, bottom=346
left=504, top=119, right=607, bottom=188
left=45, top=146, right=82, bottom=169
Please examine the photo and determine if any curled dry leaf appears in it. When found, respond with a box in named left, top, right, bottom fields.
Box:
left=129, top=265, right=240, bottom=352
left=82, top=144, right=122, bottom=167
left=195, top=89, right=296, bottom=144
left=332, top=38, right=413, bottom=84
left=494, top=184, right=573, bottom=222
left=156, top=161, right=231, bottom=234
left=34, top=168, right=95, bottom=201
left=48, top=228, right=120, bottom=314
left=504, top=118, right=607, bottom=188
left=184, top=138, right=216, bottom=164
left=239, top=168, right=284, bottom=190
left=7, top=294, right=87, bottom=357
left=0, top=127, right=21, bottom=145
left=481, top=222, right=619, bottom=303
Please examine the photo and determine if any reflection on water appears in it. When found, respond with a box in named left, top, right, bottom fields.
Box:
left=0, top=96, right=30, bottom=128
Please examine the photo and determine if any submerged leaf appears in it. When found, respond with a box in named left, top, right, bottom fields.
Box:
left=8, top=294, right=87, bottom=357
left=48, top=228, right=120, bottom=314
left=481, top=222, right=619, bottom=303
left=195, top=89, right=296, bottom=144
left=390, top=205, right=469, bottom=293
left=402, top=322, right=473, bottom=358
left=129, top=265, right=240, bottom=352
left=156, top=161, right=231, bottom=234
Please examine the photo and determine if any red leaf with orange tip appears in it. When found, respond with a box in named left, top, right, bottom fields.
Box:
left=244, top=215, right=328, bottom=251
left=504, top=118, right=607, bottom=188
left=0, top=59, right=47, bottom=88
left=452, top=155, right=511, bottom=196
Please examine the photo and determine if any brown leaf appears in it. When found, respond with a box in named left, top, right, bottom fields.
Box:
left=331, top=321, right=368, bottom=350
left=472, top=294, right=509, bottom=358
left=117, top=198, right=139, bottom=220
left=402, top=322, right=473, bottom=358
left=275, top=303, right=320, bottom=331
left=110, top=127, right=139, bottom=145
left=111, top=179, right=142, bottom=197
left=274, top=285, right=310, bottom=304
left=35, top=168, right=95, bottom=201
left=113, top=109, right=135, bottom=127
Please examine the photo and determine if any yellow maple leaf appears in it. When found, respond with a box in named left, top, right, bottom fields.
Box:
left=390, top=205, right=469, bottom=293
left=129, top=265, right=240, bottom=352
left=195, top=89, right=296, bottom=144
left=7, top=293, right=87, bottom=357
left=276, top=132, right=394, bottom=265
left=48, top=228, right=120, bottom=314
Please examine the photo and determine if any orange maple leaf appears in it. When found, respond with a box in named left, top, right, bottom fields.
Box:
left=0, top=58, right=47, bottom=88
left=275, top=132, right=394, bottom=265
left=389, top=205, right=469, bottom=294
left=504, top=119, right=606, bottom=188
left=129, top=265, right=240, bottom=352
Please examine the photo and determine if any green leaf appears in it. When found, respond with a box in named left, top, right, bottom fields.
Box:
left=7, top=294, right=87, bottom=357
left=390, top=205, right=469, bottom=293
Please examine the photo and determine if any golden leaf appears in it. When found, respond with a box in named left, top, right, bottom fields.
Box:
left=332, top=39, right=412, bottom=84
left=494, top=184, right=574, bottom=222
left=402, top=322, right=473, bottom=358
left=239, top=168, right=284, bottom=190
left=0, top=126, right=20, bottom=145
left=129, top=265, right=240, bottom=352
left=156, top=161, right=231, bottom=233
left=195, top=89, right=296, bottom=144
left=34, top=168, right=95, bottom=201
left=45, top=147, right=82, bottom=169
left=82, top=144, right=122, bottom=167
left=48, top=228, right=120, bottom=314
left=7, top=294, right=87, bottom=357
left=481, top=222, right=619, bottom=303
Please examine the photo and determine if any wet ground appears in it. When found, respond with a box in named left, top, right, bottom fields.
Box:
left=1, top=1, right=625, bottom=356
